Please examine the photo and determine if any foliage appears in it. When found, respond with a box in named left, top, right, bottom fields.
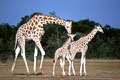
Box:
left=0, top=12, right=120, bottom=62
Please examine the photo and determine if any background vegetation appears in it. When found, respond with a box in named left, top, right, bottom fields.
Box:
left=0, top=12, right=120, bottom=62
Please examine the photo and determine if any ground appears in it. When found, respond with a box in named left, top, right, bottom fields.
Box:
left=0, top=59, right=120, bottom=80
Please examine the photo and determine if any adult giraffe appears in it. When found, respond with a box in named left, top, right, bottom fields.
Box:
left=11, top=14, right=72, bottom=74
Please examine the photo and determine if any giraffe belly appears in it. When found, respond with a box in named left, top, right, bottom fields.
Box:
left=25, top=35, right=33, bottom=40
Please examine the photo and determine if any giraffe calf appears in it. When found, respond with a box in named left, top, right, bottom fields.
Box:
left=53, top=34, right=76, bottom=76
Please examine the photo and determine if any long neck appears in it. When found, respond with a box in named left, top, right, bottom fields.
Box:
left=79, top=28, right=97, bottom=44
left=63, top=38, right=71, bottom=47
left=34, top=15, right=66, bottom=26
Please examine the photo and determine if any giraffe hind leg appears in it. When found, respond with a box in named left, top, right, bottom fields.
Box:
left=62, top=56, right=66, bottom=76
left=53, top=54, right=59, bottom=76
left=11, top=46, right=20, bottom=74
left=66, top=54, right=72, bottom=76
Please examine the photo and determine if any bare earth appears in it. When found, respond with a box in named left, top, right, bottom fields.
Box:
left=0, top=59, right=120, bottom=80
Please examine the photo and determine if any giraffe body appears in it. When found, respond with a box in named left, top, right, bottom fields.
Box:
left=69, top=25, right=104, bottom=76
left=53, top=34, right=76, bottom=76
left=11, top=14, right=72, bottom=74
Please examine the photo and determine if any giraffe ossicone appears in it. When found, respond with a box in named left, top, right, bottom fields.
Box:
left=11, top=14, right=72, bottom=74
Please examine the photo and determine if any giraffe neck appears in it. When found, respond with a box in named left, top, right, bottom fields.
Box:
left=34, top=15, right=66, bottom=26
left=79, top=28, right=97, bottom=44
left=63, top=38, right=72, bottom=47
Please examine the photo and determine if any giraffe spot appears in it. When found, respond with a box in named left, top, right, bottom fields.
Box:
left=31, top=22, right=34, bottom=26
left=29, top=20, right=31, bottom=22
left=27, top=27, right=29, bottom=29
left=33, top=26, right=36, bottom=30
left=33, top=20, right=36, bottom=22
left=43, top=17, right=47, bottom=20
left=22, top=29, right=25, bottom=32
left=46, top=21, right=48, bottom=24
left=34, top=31, right=36, bottom=34
left=37, top=28, right=39, bottom=31
left=26, top=30, right=28, bottom=33
left=28, top=31, right=30, bottom=34
left=30, top=27, right=32, bottom=30
left=24, top=27, right=26, bottom=29
left=53, top=22, right=55, bottom=24
left=41, top=22, right=43, bottom=24
left=35, top=21, right=38, bottom=25
left=38, top=25, right=41, bottom=28
left=39, top=16, right=42, bottom=19
left=39, top=33, right=41, bottom=36
left=36, top=17, right=38, bottom=19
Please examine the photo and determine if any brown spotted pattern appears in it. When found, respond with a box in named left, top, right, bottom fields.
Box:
left=12, top=14, right=72, bottom=74
left=69, top=26, right=104, bottom=76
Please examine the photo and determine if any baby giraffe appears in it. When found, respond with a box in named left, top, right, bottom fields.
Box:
left=53, top=34, right=76, bottom=76
left=70, top=25, right=104, bottom=76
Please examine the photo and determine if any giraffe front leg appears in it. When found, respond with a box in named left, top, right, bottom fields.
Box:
left=66, top=54, right=71, bottom=76
left=71, top=60, right=76, bottom=76
left=59, top=58, right=65, bottom=75
left=71, top=54, right=76, bottom=76
left=53, top=58, right=57, bottom=76
left=53, top=60, right=56, bottom=76
left=62, top=57, right=66, bottom=76
left=33, top=45, right=38, bottom=74
left=39, top=46, right=45, bottom=73
left=33, top=38, right=45, bottom=73
left=80, top=55, right=84, bottom=76
left=83, top=57, right=87, bottom=76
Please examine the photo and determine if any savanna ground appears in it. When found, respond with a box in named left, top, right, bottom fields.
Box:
left=0, top=59, right=120, bottom=80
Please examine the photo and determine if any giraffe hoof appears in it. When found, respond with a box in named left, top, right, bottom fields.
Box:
left=27, top=72, right=30, bottom=75
left=73, top=74, right=76, bottom=76
left=11, top=70, right=14, bottom=74
left=68, top=74, right=71, bottom=76
left=84, top=73, right=87, bottom=76
left=33, top=72, right=37, bottom=75
left=53, top=72, right=55, bottom=76
left=62, top=73, right=66, bottom=76
left=39, top=68, right=42, bottom=72
left=80, top=73, right=83, bottom=76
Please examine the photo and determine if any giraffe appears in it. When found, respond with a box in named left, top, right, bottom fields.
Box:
left=69, top=25, right=104, bottom=76
left=53, top=34, right=76, bottom=76
left=11, top=14, right=72, bottom=74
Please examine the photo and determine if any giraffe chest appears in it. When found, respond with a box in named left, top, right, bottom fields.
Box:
left=60, top=47, right=68, bottom=54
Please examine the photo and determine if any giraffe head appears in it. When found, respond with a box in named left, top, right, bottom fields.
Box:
left=64, top=21, right=72, bottom=34
left=68, top=34, right=76, bottom=41
left=95, top=25, right=104, bottom=33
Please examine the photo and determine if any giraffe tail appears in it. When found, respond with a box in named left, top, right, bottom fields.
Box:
left=14, top=34, right=17, bottom=50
